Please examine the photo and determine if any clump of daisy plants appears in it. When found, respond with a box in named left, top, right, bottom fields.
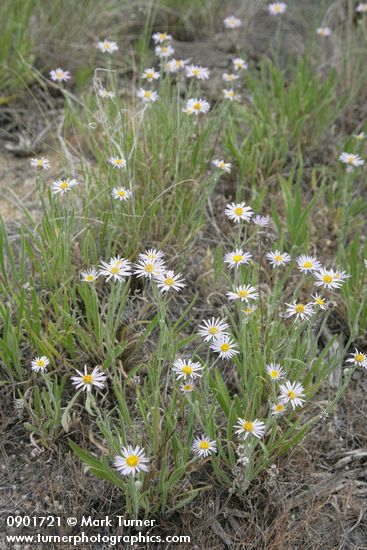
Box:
left=1, top=7, right=367, bottom=521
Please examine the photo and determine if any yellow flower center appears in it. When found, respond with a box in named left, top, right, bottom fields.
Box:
left=209, top=326, right=219, bottom=334
left=356, top=353, right=365, bottom=362
left=218, top=162, right=225, bottom=168
left=56, top=71, right=64, bottom=78
left=288, top=390, right=296, bottom=399
left=227, top=91, right=235, bottom=97
left=86, top=275, right=94, bottom=281
left=183, top=384, right=192, bottom=392
left=161, top=46, right=168, bottom=53
left=36, top=359, right=45, bottom=367
left=159, top=33, right=167, bottom=40
left=233, top=254, right=243, bottom=263
left=36, top=159, right=43, bottom=166
left=182, top=365, right=192, bottom=376
left=295, top=304, right=305, bottom=313
left=238, top=290, right=248, bottom=298
left=83, top=374, right=93, bottom=384
left=110, top=266, right=119, bottom=274
left=275, top=403, right=284, bottom=412
left=274, top=4, right=282, bottom=12
left=165, top=277, right=174, bottom=286
left=234, top=207, right=243, bottom=216
left=147, top=71, right=153, bottom=78
left=145, top=263, right=154, bottom=272
left=118, top=190, right=126, bottom=197
left=275, top=255, right=282, bottom=262
left=303, top=261, right=312, bottom=268
left=243, top=421, right=254, bottom=432
left=220, top=343, right=230, bottom=352
left=192, top=68, right=199, bottom=75
left=115, top=159, right=123, bottom=165
left=271, top=370, right=279, bottom=379
left=144, top=91, right=151, bottom=98
left=60, top=181, right=69, bottom=190
left=199, top=441, right=209, bottom=450
left=316, top=297, right=324, bottom=305
left=347, top=155, right=355, bottom=164
left=126, top=454, right=139, bottom=467
left=323, top=274, right=333, bottom=284
left=244, top=307, right=252, bottom=314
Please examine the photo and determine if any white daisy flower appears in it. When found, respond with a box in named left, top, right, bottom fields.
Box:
left=222, top=72, right=239, bottom=83
left=80, top=267, right=99, bottom=283
left=296, top=254, right=322, bottom=273
left=223, top=15, right=242, bottom=29
left=354, top=132, right=366, bottom=140
left=334, top=270, right=351, bottom=282
left=152, top=32, right=172, bottom=43
left=223, top=88, right=240, bottom=101
left=139, top=248, right=165, bottom=262
left=271, top=402, right=286, bottom=415
left=49, top=68, right=71, bottom=82
left=51, top=178, right=78, bottom=195
left=142, top=67, right=160, bottom=81
left=285, top=302, right=314, bottom=321
left=192, top=436, right=217, bottom=458
left=109, top=157, right=127, bottom=169
left=165, top=58, right=189, bottom=73
left=155, top=44, right=174, bottom=58
left=313, top=268, right=342, bottom=290
left=316, top=27, right=332, bottom=37
left=31, top=356, right=50, bottom=373
left=224, top=202, right=253, bottom=223
left=154, top=270, right=186, bottom=292
left=98, top=256, right=132, bottom=282
left=266, top=363, right=285, bottom=380
left=311, top=293, right=328, bottom=310
left=224, top=249, right=252, bottom=269
left=185, top=65, right=210, bottom=80
left=268, top=2, right=287, bottom=15
left=180, top=380, right=196, bottom=393
left=30, top=157, right=50, bottom=170
left=97, top=39, right=118, bottom=53
left=279, top=380, right=305, bottom=409
left=234, top=418, right=266, bottom=439
left=233, top=57, right=248, bottom=71
left=98, top=88, right=115, bottom=99
left=242, top=304, right=257, bottom=316
left=253, top=214, right=270, bottom=227
left=357, top=3, right=367, bottom=12
left=112, top=187, right=132, bottom=201
left=133, top=258, right=165, bottom=279
left=198, top=317, right=230, bottom=342
left=339, top=152, right=364, bottom=167
left=114, top=445, right=149, bottom=477
left=213, top=159, right=231, bottom=173
left=227, top=285, right=259, bottom=302
left=210, top=335, right=239, bottom=359
left=183, top=98, right=210, bottom=115
left=71, top=365, right=107, bottom=392
left=346, top=349, right=367, bottom=368
left=136, top=88, right=158, bottom=103
left=173, top=358, right=202, bottom=380
left=266, top=250, right=291, bottom=268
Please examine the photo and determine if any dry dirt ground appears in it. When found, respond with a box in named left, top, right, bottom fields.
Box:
left=1, top=374, right=366, bottom=549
